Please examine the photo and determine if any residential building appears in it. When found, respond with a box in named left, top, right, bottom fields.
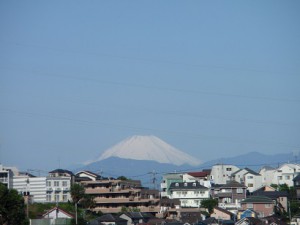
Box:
left=250, top=185, right=288, bottom=213
left=210, top=164, right=240, bottom=185
left=211, top=180, right=247, bottom=211
left=240, top=196, right=275, bottom=218
left=161, top=173, right=183, bottom=198
left=89, top=214, right=127, bottom=225
left=271, top=164, right=300, bottom=187
left=75, top=170, right=101, bottom=182
left=211, top=207, right=234, bottom=221
left=46, top=169, right=74, bottom=203
left=82, top=179, right=160, bottom=214
left=169, top=181, right=209, bottom=208
left=13, top=172, right=47, bottom=202
left=182, top=171, right=211, bottom=188
left=293, top=174, right=300, bottom=200
left=232, top=168, right=262, bottom=193
left=259, top=166, right=275, bottom=186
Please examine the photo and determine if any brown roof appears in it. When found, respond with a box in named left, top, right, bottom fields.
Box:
left=187, top=171, right=209, bottom=177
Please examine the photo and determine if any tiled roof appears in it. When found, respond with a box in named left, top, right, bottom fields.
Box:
left=187, top=172, right=209, bottom=177
left=221, top=180, right=246, bottom=188
left=242, top=195, right=273, bottom=203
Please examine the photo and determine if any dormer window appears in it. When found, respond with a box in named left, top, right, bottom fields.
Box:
left=193, top=183, right=196, bottom=186
left=175, top=183, right=179, bottom=187
left=184, top=183, right=187, bottom=186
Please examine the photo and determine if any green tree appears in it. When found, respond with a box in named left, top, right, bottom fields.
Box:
left=0, top=183, right=29, bottom=225
left=117, top=176, right=129, bottom=181
left=200, top=198, right=218, bottom=214
left=70, top=183, right=86, bottom=225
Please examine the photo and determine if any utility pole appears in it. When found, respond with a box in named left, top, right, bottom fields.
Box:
left=149, top=170, right=158, bottom=189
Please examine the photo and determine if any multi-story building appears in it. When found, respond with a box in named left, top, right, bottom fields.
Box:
left=210, top=164, right=240, bottom=185
left=240, top=196, right=275, bottom=218
left=210, top=180, right=247, bottom=212
left=46, top=169, right=74, bottom=203
left=232, top=168, right=262, bottom=193
left=271, top=163, right=300, bottom=187
left=13, top=172, right=47, bottom=202
left=169, top=181, right=209, bottom=208
left=160, top=173, right=183, bottom=198
left=0, top=164, right=16, bottom=188
left=82, top=179, right=160, bottom=214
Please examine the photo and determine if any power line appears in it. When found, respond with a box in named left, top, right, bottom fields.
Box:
left=0, top=108, right=298, bottom=149
left=0, top=66, right=299, bottom=103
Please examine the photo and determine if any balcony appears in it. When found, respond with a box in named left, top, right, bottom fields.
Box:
left=0, top=177, right=8, bottom=183
left=54, top=188, right=61, bottom=192
left=63, top=188, right=69, bottom=192
left=46, top=187, right=53, bottom=192
left=218, top=202, right=241, bottom=209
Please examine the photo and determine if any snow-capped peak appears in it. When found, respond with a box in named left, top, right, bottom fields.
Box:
left=90, top=135, right=201, bottom=166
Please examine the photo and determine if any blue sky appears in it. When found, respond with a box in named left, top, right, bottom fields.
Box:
left=0, top=1, right=299, bottom=174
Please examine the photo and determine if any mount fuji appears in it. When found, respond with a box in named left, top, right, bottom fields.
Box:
left=87, top=135, right=201, bottom=166
left=74, top=135, right=201, bottom=184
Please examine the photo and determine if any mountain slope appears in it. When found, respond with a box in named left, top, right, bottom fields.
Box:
left=89, top=135, right=201, bottom=166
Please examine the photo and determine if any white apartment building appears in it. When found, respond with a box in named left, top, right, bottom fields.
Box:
left=46, top=169, right=73, bottom=203
left=210, top=164, right=240, bottom=185
left=13, top=173, right=47, bottom=202
left=271, top=163, right=300, bottom=187
left=232, top=168, right=262, bottom=193
left=161, top=173, right=183, bottom=198
left=169, top=181, right=209, bottom=208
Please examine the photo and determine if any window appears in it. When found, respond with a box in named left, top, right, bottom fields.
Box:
left=247, top=203, right=253, bottom=209
left=46, top=194, right=51, bottom=202
left=265, top=204, right=271, bottom=208
left=47, top=181, right=51, bottom=187
left=63, top=195, right=68, bottom=202
left=237, top=188, right=243, bottom=193
left=55, top=194, right=60, bottom=202
left=62, top=181, right=68, bottom=187
left=248, top=183, right=253, bottom=187
left=278, top=176, right=283, bottom=180
left=193, top=183, right=196, bottom=186
left=54, top=181, right=59, bottom=187
left=175, top=183, right=179, bottom=187
left=226, top=168, right=232, bottom=171
left=247, top=176, right=253, bottom=179
left=184, top=183, right=187, bottom=186
left=285, top=175, right=290, bottom=180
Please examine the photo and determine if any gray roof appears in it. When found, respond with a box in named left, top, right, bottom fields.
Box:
left=169, top=181, right=208, bottom=190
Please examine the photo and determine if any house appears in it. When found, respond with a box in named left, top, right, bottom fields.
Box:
left=46, top=169, right=74, bottom=203
left=42, top=206, right=74, bottom=219
left=211, top=206, right=234, bottom=221
left=169, top=181, right=209, bottom=208
left=260, top=215, right=287, bottom=225
left=179, top=208, right=206, bottom=224
left=161, top=173, right=183, bottom=198
left=270, top=164, right=300, bottom=187
left=119, top=212, right=153, bottom=225
left=89, top=213, right=128, bottom=225
left=293, top=174, right=300, bottom=200
left=211, top=180, right=247, bottom=211
left=75, top=170, right=101, bottom=182
left=232, top=168, right=262, bottom=193
left=259, top=166, right=275, bottom=187
left=250, top=186, right=288, bottom=213
left=241, top=196, right=275, bottom=218
left=182, top=171, right=211, bottom=188
left=82, top=179, right=160, bottom=213
left=235, top=217, right=262, bottom=225
left=237, top=209, right=258, bottom=220
left=210, top=164, right=240, bottom=185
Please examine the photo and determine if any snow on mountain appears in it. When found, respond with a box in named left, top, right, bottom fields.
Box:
left=88, top=135, right=201, bottom=166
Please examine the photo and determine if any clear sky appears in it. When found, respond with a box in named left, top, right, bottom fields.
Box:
left=0, top=1, right=299, bottom=175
